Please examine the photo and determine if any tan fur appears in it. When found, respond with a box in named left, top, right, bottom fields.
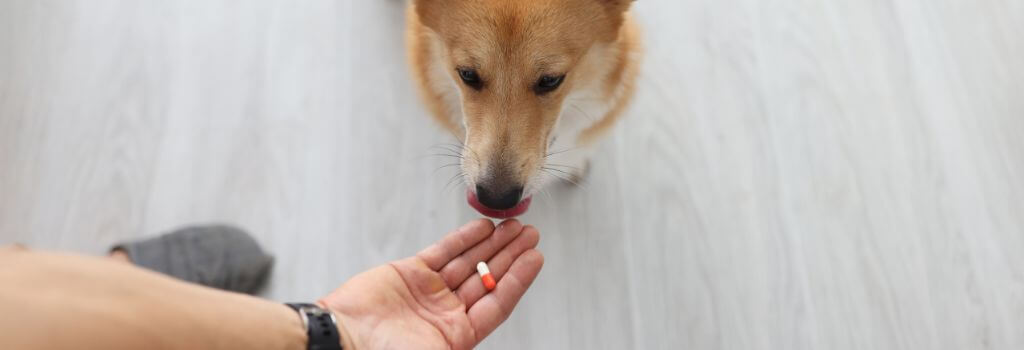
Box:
left=407, top=0, right=641, bottom=196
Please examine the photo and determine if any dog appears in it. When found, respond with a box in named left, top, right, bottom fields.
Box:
left=407, top=0, right=641, bottom=218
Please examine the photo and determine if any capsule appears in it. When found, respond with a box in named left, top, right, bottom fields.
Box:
left=477, top=261, right=496, bottom=291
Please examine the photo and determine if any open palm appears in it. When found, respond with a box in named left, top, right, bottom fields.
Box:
left=319, top=219, right=543, bottom=350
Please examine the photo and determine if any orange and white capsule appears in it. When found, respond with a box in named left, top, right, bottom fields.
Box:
left=477, top=261, right=496, bottom=291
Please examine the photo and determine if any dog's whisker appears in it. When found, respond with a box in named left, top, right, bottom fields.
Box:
left=540, top=168, right=573, bottom=184
left=429, top=142, right=463, bottom=149
left=462, top=143, right=482, bottom=165
left=545, top=147, right=580, bottom=157
left=569, top=103, right=597, bottom=124
left=429, top=149, right=462, bottom=157
left=541, top=166, right=576, bottom=178
left=431, top=143, right=465, bottom=153
left=432, top=163, right=462, bottom=175
left=428, top=145, right=464, bottom=157
left=427, top=153, right=464, bottom=159
left=415, top=153, right=461, bottom=161
left=539, top=187, right=555, bottom=204
left=429, top=152, right=463, bottom=160
left=541, top=168, right=587, bottom=191
left=442, top=172, right=467, bottom=195
left=418, top=143, right=466, bottom=160
left=543, top=163, right=581, bottom=171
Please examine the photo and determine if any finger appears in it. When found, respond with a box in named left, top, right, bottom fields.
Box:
left=417, top=219, right=495, bottom=271
left=456, top=225, right=540, bottom=308
left=438, top=219, right=523, bottom=289
left=467, top=249, right=544, bottom=342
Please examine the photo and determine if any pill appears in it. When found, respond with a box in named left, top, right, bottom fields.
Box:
left=477, top=261, right=496, bottom=291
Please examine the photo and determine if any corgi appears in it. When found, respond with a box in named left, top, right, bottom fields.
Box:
left=407, top=0, right=641, bottom=218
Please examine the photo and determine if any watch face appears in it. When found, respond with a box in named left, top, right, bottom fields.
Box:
left=301, top=306, right=337, bottom=323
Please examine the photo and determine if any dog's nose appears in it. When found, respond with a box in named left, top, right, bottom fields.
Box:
left=475, top=184, right=523, bottom=210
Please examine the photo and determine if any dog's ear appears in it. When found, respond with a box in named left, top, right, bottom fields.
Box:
left=412, top=0, right=442, bottom=30
left=597, top=0, right=635, bottom=14
left=594, top=0, right=634, bottom=30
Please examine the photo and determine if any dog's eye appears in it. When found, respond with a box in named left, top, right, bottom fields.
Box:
left=457, top=68, right=483, bottom=90
left=534, top=74, right=565, bottom=95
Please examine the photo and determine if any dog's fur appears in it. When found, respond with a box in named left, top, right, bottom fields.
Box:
left=407, top=0, right=641, bottom=203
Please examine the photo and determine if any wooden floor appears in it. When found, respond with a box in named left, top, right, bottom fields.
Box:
left=2, top=1, right=1022, bottom=349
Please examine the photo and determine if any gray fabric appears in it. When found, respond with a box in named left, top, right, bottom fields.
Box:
left=112, top=225, right=274, bottom=294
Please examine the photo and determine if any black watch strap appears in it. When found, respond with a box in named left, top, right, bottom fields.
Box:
left=286, top=303, right=343, bottom=350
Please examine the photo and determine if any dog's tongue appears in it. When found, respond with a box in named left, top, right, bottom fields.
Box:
left=467, top=189, right=532, bottom=218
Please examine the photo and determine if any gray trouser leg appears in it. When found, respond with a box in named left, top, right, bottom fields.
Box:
left=112, top=225, right=274, bottom=294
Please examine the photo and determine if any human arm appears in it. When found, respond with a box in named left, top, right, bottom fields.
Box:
left=0, top=219, right=543, bottom=350
left=0, top=245, right=311, bottom=350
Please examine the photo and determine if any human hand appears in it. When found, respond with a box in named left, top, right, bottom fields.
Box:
left=319, top=219, right=543, bottom=350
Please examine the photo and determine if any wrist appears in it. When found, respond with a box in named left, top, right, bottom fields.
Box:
left=286, top=302, right=353, bottom=350
left=271, top=301, right=311, bottom=350
left=316, top=300, right=362, bottom=350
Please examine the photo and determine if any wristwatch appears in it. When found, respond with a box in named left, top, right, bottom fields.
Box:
left=285, top=303, right=343, bottom=350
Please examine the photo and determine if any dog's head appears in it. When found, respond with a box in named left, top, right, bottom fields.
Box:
left=414, top=0, right=633, bottom=217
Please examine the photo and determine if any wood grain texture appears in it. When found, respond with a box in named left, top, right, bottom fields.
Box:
left=1, top=0, right=1022, bottom=349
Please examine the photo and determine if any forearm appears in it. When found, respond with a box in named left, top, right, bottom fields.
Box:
left=0, top=248, right=306, bottom=350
